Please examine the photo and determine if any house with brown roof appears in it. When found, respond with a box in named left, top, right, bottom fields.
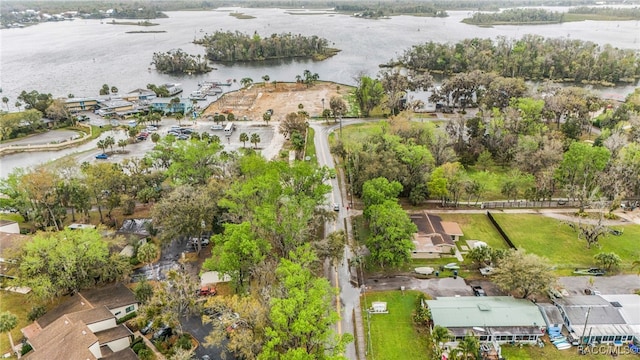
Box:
left=21, top=283, right=138, bottom=359
left=410, top=212, right=464, bottom=259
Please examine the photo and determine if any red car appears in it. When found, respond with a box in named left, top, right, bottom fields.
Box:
left=198, top=285, right=217, bottom=296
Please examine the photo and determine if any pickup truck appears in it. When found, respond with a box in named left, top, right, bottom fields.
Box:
left=472, top=285, right=487, bottom=296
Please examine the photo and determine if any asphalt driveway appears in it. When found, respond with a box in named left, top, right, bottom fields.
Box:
left=558, top=274, right=640, bottom=295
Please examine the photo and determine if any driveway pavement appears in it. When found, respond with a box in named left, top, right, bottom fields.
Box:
left=181, top=314, right=232, bottom=360
left=364, top=275, right=475, bottom=298
left=559, top=274, right=640, bottom=295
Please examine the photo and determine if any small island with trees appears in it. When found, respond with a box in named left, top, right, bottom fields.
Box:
left=463, top=7, right=640, bottom=26
left=194, top=30, right=340, bottom=62
left=152, top=49, right=213, bottom=75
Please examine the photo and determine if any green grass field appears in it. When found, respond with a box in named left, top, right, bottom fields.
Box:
left=491, top=213, right=640, bottom=272
left=436, top=213, right=508, bottom=250
left=0, top=291, right=33, bottom=355
left=361, top=290, right=431, bottom=360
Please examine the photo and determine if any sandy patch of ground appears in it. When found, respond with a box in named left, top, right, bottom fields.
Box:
left=203, top=82, right=347, bottom=122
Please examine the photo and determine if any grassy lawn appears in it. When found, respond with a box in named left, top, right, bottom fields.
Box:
left=304, top=127, right=316, bottom=163
left=436, top=213, right=508, bottom=250
left=491, top=213, right=640, bottom=273
left=361, top=290, right=431, bottom=360
left=501, top=343, right=638, bottom=359
left=0, top=291, right=30, bottom=354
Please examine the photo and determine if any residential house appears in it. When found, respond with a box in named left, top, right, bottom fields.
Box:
left=554, top=295, right=639, bottom=345
left=21, top=283, right=139, bottom=359
left=426, top=296, right=546, bottom=344
left=410, top=212, right=463, bottom=258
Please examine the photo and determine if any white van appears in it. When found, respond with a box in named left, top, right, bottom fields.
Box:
left=224, top=122, right=234, bottom=136
left=211, top=124, right=224, bottom=130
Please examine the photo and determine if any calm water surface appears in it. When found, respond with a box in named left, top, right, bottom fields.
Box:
left=2, top=7, right=639, bottom=101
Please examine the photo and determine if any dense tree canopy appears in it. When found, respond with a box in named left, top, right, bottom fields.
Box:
left=492, top=250, right=556, bottom=299
left=17, top=228, right=131, bottom=300
left=393, top=35, right=640, bottom=83
left=195, top=31, right=339, bottom=62
left=152, top=49, right=212, bottom=74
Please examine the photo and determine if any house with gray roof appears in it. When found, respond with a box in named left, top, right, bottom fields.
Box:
left=554, top=295, right=639, bottom=345
left=426, top=296, right=546, bottom=344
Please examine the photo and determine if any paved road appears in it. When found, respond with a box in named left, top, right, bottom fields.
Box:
left=559, top=275, right=640, bottom=295
left=312, top=121, right=363, bottom=360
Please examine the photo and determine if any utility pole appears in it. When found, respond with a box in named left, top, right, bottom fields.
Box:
left=579, top=307, right=592, bottom=354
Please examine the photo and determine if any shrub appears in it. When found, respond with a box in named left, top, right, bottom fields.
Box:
left=21, top=343, right=33, bottom=356
left=176, top=334, right=192, bottom=350
left=138, top=348, right=153, bottom=360
left=130, top=256, right=141, bottom=266
left=27, top=305, right=46, bottom=322
left=117, top=311, right=137, bottom=324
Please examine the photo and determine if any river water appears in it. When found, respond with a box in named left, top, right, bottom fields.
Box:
left=1, top=7, right=639, bottom=102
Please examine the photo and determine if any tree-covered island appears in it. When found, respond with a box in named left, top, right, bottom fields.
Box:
left=194, top=31, right=340, bottom=62
left=463, top=7, right=640, bottom=26
left=152, top=49, right=213, bottom=75
left=387, top=35, right=640, bottom=85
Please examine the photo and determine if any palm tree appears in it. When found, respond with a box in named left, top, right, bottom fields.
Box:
left=456, top=333, right=479, bottom=359
left=175, top=112, right=184, bottom=126
left=110, top=86, right=119, bottom=94
left=151, top=133, right=160, bottom=143
left=105, top=136, right=115, bottom=152
left=250, top=133, right=260, bottom=149
left=97, top=139, right=107, bottom=154
left=262, top=75, right=270, bottom=85
left=0, top=311, right=18, bottom=358
left=263, top=112, right=271, bottom=125
left=240, top=77, right=253, bottom=89
left=118, top=139, right=128, bottom=152
left=2, top=96, right=9, bottom=111
left=14, top=101, right=22, bottom=111
left=239, top=132, right=249, bottom=147
left=432, top=325, right=451, bottom=357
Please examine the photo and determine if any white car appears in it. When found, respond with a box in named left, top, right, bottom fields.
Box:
left=333, top=203, right=340, bottom=211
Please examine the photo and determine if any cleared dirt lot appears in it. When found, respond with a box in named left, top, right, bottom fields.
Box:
left=203, top=81, right=349, bottom=122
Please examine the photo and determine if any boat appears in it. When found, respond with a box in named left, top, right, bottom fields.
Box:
left=189, top=91, right=207, bottom=101
left=555, top=342, right=572, bottom=350
left=551, top=337, right=567, bottom=344
left=163, top=83, right=183, bottom=96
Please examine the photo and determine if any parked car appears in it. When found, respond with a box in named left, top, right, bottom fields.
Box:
left=573, top=268, right=605, bottom=276
left=211, top=124, right=224, bottom=130
left=189, top=237, right=210, bottom=246
left=146, top=126, right=158, bottom=132
left=140, top=320, right=154, bottom=335
left=472, top=285, right=487, bottom=296
left=177, top=134, right=190, bottom=140
left=333, top=203, right=340, bottom=211
left=95, top=153, right=109, bottom=159
left=152, top=325, right=172, bottom=340
left=197, top=285, right=217, bottom=297
left=181, top=128, right=194, bottom=134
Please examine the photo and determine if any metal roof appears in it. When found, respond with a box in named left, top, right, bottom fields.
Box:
left=426, top=296, right=546, bottom=328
